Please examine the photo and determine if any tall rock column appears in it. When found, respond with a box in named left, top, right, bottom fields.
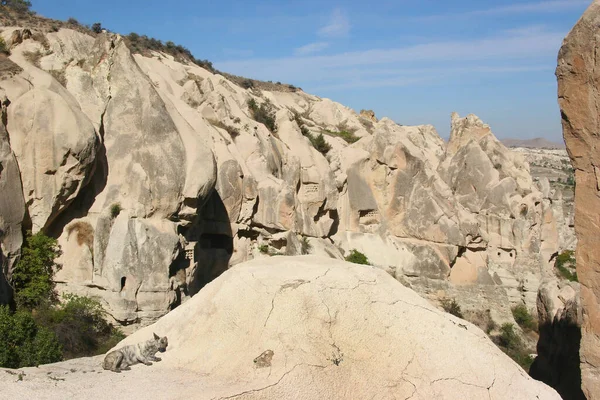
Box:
left=557, top=1, right=600, bottom=397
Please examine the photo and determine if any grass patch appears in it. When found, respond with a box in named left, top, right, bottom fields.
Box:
left=66, top=221, right=94, bottom=251
left=512, top=304, right=538, bottom=333
left=492, top=323, right=534, bottom=371
left=208, top=119, right=240, bottom=138
left=345, top=249, right=369, bottom=265
left=125, top=32, right=214, bottom=72
left=23, top=49, right=42, bottom=67
left=441, top=298, right=464, bottom=319
left=323, top=129, right=359, bottom=144
left=247, top=98, right=277, bottom=133
left=0, top=37, right=9, bottom=55
left=49, top=69, right=66, bottom=87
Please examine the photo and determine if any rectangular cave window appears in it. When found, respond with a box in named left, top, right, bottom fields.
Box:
left=359, top=209, right=379, bottom=218
left=120, top=276, right=126, bottom=292
left=303, top=184, right=320, bottom=194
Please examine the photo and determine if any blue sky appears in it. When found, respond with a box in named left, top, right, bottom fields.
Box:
left=31, top=1, right=591, bottom=142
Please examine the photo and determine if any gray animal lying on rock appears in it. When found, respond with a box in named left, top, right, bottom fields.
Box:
left=102, top=333, right=168, bottom=372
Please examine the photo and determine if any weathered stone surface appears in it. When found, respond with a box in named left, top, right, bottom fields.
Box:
left=0, top=21, right=574, bottom=334
left=557, top=1, right=600, bottom=397
left=0, top=105, right=24, bottom=304
left=0, top=257, right=561, bottom=399
left=7, top=88, right=98, bottom=232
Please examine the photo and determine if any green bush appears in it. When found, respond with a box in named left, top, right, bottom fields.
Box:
left=0, top=37, right=9, bottom=55
left=3, top=231, right=125, bottom=367
left=494, top=323, right=534, bottom=370
left=512, top=304, right=537, bottom=332
left=1, top=0, right=32, bottom=13
left=301, top=237, right=312, bottom=255
left=441, top=298, right=463, bottom=319
left=91, top=22, right=102, bottom=34
left=555, top=250, right=577, bottom=282
left=11, top=232, right=61, bottom=310
left=247, top=99, right=277, bottom=133
left=345, top=249, right=369, bottom=265
left=323, top=129, right=359, bottom=144
left=110, top=203, right=122, bottom=219
left=36, top=295, right=124, bottom=359
left=258, top=244, right=269, bottom=254
left=311, top=133, right=332, bottom=155
left=208, top=119, right=240, bottom=138
left=0, top=306, right=62, bottom=368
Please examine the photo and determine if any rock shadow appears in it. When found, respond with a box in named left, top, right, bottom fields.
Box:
left=530, top=319, right=585, bottom=400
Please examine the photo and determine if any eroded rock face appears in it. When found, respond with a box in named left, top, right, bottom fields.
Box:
left=557, top=1, right=600, bottom=397
left=0, top=105, right=24, bottom=304
left=0, top=29, right=218, bottom=321
left=0, top=23, right=573, bottom=329
left=1, top=257, right=560, bottom=400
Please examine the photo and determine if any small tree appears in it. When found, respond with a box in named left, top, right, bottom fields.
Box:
left=91, top=22, right=102, bottom=34
left=301, top=237, right=312, bottom=255
left=441, top=298, right=464, bottom=318
left=110, top=203, right=122, bottom=219
left=0, top=306, right=62, bottom=368
left=11, top=232, right=61, bottom=310
left=311, top=133, right=331, bottom=155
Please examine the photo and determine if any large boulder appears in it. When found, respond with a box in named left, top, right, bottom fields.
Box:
left=0, top=105, right=25, bottom=304
left=0, top=257, right=559, bottom=399
left=557, top=1, right=600, bottom=397
left=6, top=87, right=98, bottom=232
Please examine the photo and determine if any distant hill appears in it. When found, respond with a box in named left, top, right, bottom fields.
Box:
left=502, top=138, right=565, bottom=149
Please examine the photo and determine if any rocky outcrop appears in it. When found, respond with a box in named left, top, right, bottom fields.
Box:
left=557, top=1, right=600, bottom=397
left=0, top=99, right=24, bottom=304
left=0, top=257, right=561, bottom=399
left=530, top=279, right=584, bottom=400
left=0, top=21, right=571, bottom=331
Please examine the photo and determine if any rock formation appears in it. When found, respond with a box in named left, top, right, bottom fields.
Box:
left=0, top=257, right=561, bottom=399
left=557, top=1, right=600, bottom=397
left=530, top=278, right=584, bottom=399
left=0, top=20, right=573, bottom=332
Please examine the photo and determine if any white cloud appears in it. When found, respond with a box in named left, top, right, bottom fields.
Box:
left=473, top=0, right=591, bottom=15
left=318, top=8, right=350, bottom=38
left=295, top=42, right=330, bottom=56
left=216, top=26, right=562, bottom=91
left=418, top=0, right=590, bottom=21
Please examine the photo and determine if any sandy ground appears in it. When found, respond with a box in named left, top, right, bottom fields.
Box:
left=0, top=356, right=222, bottom=400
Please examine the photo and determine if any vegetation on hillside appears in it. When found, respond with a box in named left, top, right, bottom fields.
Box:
left=555, top=250, right=577, bottom=282
left=323, top=129, right=360, bottom=144
left=345, top=249, right=369, bottom=265
left=492, top=323, right=534, bottom=370
left=441, top=298, right=463, bottom=319
left=0, top=231, right=124, bottom=368
left=293, top=113, right=331, bottom=155
left=0, top=37, right=9, bottom=56
left=247, top=98, right=277, bottom=133
left=1, top=0, right=32, bottom=13
left=512, top=304, right=538, bottom=333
